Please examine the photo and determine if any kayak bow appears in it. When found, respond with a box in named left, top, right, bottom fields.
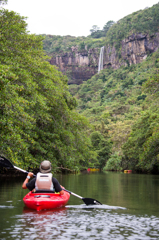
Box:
left=23, top=191, right=70, bottom=211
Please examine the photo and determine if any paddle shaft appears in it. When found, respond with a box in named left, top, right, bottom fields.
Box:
left=14, top=166, right=36, bottom=177
left=62, top=188, right=83, bottom=199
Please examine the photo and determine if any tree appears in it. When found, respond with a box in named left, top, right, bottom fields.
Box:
left=103, top=21, right=115, bottom=34
left=90, top=25, right=100, bottom=34
left=90, top=131, right=112, bottom=168
left=90, top=25, right=104, bottom=38
left=0, top=9, right=97, bottom=171
left=89, top=21, right=115, bottom=39
left=137, top=73, right=159, bottom=172
left=122, top=109, right=159, bottom=172
left=103, top=152, right=122, bottom=171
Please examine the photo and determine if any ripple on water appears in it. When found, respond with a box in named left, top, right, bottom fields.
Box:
left=66, top=204, right=127, bottom=210
left=0, top=205, right=14, bottom=209
left=1, top=208, right=159, bottom=240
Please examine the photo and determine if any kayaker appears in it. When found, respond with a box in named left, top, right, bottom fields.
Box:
left=22, top=160, right=64, bottom=195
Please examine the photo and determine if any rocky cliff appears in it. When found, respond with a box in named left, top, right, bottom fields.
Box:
left=49, top=32, right=159, bottom=84
left=50, top=47, right=99, bottom=84
left=104, top=32, right=159, bottom=69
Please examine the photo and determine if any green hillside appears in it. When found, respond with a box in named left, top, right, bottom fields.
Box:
left=66, top=3, right=159, bottom=173
left=42, top=35, right=105, bottom=55
left=42, top=3, right=159, bottom=57
left=105, top=3, right=159, bottom=48
left=69, top=49, right=159, bottom=173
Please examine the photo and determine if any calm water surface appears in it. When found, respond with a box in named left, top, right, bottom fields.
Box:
left=0, top=172, right=159, bottom=239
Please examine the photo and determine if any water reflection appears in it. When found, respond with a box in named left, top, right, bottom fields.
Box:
left=1, top=207, right=159, bottom=240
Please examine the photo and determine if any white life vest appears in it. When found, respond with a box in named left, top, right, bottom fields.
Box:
left=35, top=173, right=54, bottom=191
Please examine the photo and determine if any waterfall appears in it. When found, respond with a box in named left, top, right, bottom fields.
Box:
left=98, top=46, right=104, bottom=73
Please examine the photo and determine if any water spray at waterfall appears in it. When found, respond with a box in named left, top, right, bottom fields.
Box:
left=98, top=46, right=104, bottom=74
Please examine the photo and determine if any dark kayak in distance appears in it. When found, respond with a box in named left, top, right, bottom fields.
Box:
left=23, top=191, right=70, bottom=211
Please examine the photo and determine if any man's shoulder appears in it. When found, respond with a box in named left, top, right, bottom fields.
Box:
left=52, top=177, right=59, bottom=184
left=52, top=177, right=57, bottom=181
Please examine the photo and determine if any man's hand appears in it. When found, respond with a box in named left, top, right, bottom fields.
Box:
left=27, top=172, right=34, bottom=178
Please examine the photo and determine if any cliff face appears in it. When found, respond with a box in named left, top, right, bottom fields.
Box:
left=50, top=47, right=99, bottom=84
left=49, top=32, right=159, bottom=84
left=104, top=32, right=159, bottom=69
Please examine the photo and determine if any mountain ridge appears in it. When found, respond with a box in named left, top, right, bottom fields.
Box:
left=43, top=3, right=159, bottom=85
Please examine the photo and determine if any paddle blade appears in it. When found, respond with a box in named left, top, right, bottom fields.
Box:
left=0, top=156, right=14, bottom=169
left=82, top=198, right=102, bottom=205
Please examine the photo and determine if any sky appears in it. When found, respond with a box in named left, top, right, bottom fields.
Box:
left=3, top=0, right=159, bottom=37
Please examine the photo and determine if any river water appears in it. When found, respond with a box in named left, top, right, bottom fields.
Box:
left=0, top=171, right=159, bottom=239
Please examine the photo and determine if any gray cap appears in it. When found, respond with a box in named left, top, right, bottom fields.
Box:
left=40, top=160, right=52, bottom=173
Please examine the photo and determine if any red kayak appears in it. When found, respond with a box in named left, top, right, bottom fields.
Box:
left=23, top=191, right=70, bottom=211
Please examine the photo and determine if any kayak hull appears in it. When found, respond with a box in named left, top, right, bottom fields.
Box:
left=23, top=191, right=70, bottom=211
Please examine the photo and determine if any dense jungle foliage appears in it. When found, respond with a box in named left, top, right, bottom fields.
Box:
left=42, top=34, right=105, bottom=54
left=1, top=0, right=159, bottom=174
left=0, top=7, right=98, bottom=173
left=69, top=50, right=159, bottom=173
left=65, top=2, right=159, bottom=173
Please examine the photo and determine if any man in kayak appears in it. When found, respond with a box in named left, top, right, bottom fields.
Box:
left=22, top=160, right=64, bottom=195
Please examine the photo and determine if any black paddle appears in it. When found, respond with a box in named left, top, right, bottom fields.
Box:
left=0, top=155, right=36, bottom=177
left=0, top=155, right=102, bottom=205
left=62, top=189, right=102, bottom=205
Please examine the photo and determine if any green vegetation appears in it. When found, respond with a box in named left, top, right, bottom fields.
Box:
left=43, top=3, right=159, bottom=60
left=42, top=35, right=105, bottom=55
left=43, top=3, right=159, bottom=173
left=70, top=49, right=159, bottom=173
left=0, top=8, right=97, bottom=172
left=90, top=131, right=112, bottom=168
left=42, top=21, right=115, bottom=55
left=1, top=2, right=159, bottom=174
left=103, top=152, right=122, bottom=171
left=90, top=21, right=115, bottom=38
left=105, top=4, right=159, bottom=50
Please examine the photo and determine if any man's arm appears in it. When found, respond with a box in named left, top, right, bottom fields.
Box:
left=53, top=177, right=65, bottom=194
left=22, top=172, right=34, bottom=189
